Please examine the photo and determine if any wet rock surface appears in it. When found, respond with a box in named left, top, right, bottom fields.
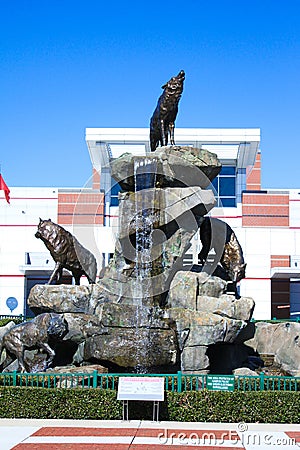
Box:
left=110, top=146, right=221, bottom=191
left=24, top=273, right=254, bottom=372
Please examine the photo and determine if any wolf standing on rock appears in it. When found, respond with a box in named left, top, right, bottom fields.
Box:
left=150, top=70, right=185, bottom=151
left=199, top=217, right=246, bottom=297
left=35, top=218, right=97, bottom=285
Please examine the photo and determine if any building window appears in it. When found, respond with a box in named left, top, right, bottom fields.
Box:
left=110, top=181, right=121, bottom=206
left=211, top=166, right=236, bottom=207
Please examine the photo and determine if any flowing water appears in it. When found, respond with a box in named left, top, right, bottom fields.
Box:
left=132, top=157, right=158, bottom=305
left=132, top=157, right=158, bottom=372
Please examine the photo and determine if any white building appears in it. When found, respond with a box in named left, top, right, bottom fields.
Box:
left=1, top=128, right=299, bottom=320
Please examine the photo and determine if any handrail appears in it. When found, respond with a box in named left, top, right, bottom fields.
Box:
left=0, top=370, right=299, bottom=392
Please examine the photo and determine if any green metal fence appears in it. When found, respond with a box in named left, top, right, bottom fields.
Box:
left=1, top=370, right=300, bottom=392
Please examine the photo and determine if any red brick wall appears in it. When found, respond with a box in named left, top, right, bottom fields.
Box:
left=58, top=191, right=104, bottom=225
left=242, top=192, right=289, bottom=227
left=246, top=153, right=261, bottom=190
left=271, top=255, right=290, bottom=268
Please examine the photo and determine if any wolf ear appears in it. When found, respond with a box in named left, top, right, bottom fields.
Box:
left=162, top=83, right=167, bottom=89
left=39, top=217, right=42, bottom=223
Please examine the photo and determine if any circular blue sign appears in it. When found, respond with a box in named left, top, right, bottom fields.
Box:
left=6, top=297, right=18, bottom=313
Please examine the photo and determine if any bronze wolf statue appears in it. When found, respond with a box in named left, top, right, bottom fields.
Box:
left=0, top=313, right=67, bottom=372
left=150, top=70, right=185, bottom=151
left=35, top=218, right=97, bottom=285
left=198, top=217, right=246, bottom=297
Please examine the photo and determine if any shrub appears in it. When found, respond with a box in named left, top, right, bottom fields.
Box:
left=0, top=387, right=122, bottom=419
left=0, top=387, right=299, bottom=423
left=0, top=317, right=24, bottom=327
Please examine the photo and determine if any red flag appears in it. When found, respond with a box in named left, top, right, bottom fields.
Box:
left=0, top=174, right=10, bottom=204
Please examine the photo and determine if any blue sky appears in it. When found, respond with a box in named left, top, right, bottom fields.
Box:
left=1, top=0, right=300, bottom=189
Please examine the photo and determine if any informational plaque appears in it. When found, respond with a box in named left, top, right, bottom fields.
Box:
left=117, top=376, right=165, bottom=401
left=207, top=375, right=234, bottom=391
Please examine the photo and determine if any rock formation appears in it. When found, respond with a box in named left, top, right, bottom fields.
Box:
left=245, top=321, right=300, bottom=376
left=0, top=146, right=258, bottom=374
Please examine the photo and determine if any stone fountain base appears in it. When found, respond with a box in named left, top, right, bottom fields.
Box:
left=27, top=270, right=255, bottom=373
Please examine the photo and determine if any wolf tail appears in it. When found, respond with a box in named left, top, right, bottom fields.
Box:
left=0, top=341, right=5, bottom=369
left=86, top=255, right=97, bottom=283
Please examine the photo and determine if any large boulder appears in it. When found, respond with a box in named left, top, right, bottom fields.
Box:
left=84, top=328, right=178, bottom=369
left=110, top=146, right=221, bottom=191
left=118, top=186, right=215, bottom=239
left=165, top=308, right=246, bottom=372
left=246, top=321, right=300, bottom=376
left=72, top=303, right=177, bottom=369
left=197, top=295, right=255, bottom=322
left=27, top=283, right=118, bottom=315
left=166, top=271, right=255, bottom=321
left=164, top=270, right=255, bottom=371
left=167, top=271, right=227, bottom=309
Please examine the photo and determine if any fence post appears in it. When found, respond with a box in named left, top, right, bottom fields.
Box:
left=260, top=372, right=264, bottom=391
left=13, top=370, right=17, bottom=387
left=92, top=370, right=98, bottom=389
left=177, top=370, right=182, bottom=393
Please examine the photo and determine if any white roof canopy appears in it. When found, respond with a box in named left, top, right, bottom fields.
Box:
left=86, top=127, right=260, bottom=170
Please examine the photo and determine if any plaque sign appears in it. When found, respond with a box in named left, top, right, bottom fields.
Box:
left=117, top=376, right=165, bottom=401
left=207, top=375, right=235, bottom=391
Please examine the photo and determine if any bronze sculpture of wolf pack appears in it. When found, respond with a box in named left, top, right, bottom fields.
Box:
left=150, top=70, right=185, bottom=151
left=35, top=218, right=97, bottom=285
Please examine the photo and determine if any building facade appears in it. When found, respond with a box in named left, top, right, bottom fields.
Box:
left=1, top=128, right=299, bottom=319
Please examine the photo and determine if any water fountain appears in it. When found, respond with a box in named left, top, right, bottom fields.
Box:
left=0, top=71, right=258, bottom=374
left=14, top=141, right=257, bottom=375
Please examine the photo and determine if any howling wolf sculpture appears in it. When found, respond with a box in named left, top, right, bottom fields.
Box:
left=35, top=218, right=97, bottom=285
left=150, top=70, right=185, bottom=151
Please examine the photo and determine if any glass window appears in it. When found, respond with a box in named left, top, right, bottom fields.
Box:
left=220, top=166, right=236, bottom=175
left=211, top=178, right=218, bottom=190
left=219, top=177, right=236, bottom=196
left=220, top=198, right=236, bottom=207
left=110, top=196, right=120, bottom=207
left=111, top=182, right=121, bottom=196
left=208, top=165, right=236, bottom=207
left=110, top=181, right=121, bottom=206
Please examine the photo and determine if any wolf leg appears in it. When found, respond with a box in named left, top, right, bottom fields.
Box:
left=169, top=122, right=175, bottom=145
left=40, top=342, right=55, bottom=368
left=72, top=271, right=81, bottom=285
left=160, top=119, right=167, bottom=146
left=48, top=262, right=62, bottom=284
left=15, top=348, right=27, bottom=372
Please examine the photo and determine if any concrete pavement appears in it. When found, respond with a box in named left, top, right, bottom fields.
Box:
left=0, top=419, right=299, bottom=449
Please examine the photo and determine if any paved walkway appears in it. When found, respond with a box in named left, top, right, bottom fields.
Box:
left=0, top=419, right=299, bottom=449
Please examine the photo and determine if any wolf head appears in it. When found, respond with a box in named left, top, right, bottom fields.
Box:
left=162, top=70, right=185, bottom=94
left=47, top=314, right=68, bottom=338
left=35, top=218, right=56, bottom=241
left=229, top=263, right=247, bottom=283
